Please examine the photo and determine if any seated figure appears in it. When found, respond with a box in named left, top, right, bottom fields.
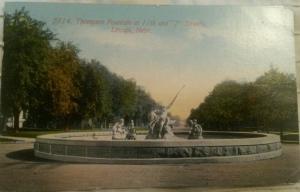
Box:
left=126, top=120, right=137, bottom=140
left=188, top=119, right=203, bottom=139
left=161, top=117, right=175, bottom=139
left=112, top=118, right=126, bottom=140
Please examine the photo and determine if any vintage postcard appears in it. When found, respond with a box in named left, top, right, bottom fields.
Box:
left=0, top=2, right=299, bottom=192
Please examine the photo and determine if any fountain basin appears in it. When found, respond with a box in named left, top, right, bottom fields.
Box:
left=34, top=131, right=281, bottom=163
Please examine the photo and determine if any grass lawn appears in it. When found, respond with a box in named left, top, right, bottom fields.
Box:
left=0, top=138, right=16, bottom=142
left=282, top=133, right=299, bottom=142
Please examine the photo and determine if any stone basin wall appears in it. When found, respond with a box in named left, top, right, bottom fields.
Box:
left=34, top=131, right=282, bottom=163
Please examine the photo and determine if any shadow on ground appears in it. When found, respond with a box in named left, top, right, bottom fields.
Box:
left=6, top=149, right=54, bottom=163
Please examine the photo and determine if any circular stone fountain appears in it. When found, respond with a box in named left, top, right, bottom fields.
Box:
left=34, top=87, right=282, bottom=163
left=34, top=131, right=281, bottom=163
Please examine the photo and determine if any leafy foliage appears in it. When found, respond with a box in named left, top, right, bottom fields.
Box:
left=2, top=8, right=159, bottom=130
left=44, top=42, right=81, bottom=129
left=2, top=8, right=55, bottom=131
left=188, top=68, right=298, bottom=132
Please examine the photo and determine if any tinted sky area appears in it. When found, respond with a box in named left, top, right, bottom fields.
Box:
left=5, top=3, right=295, bottom=119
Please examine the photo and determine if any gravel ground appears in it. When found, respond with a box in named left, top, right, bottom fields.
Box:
left=0, top=143, right=299, bottom=192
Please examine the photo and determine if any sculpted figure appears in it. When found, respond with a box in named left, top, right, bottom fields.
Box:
left=146, top=85, right=185, bottom=139
left=126, top=120, right=137, bottom=140
left=161, top=116, right=175, bottom=139
left=148, top=109, right=159, bottom=135
left=157, top=107, right=169, bottom=138
left=112, top=118, right=126, bottom=140
left=188, top=119, right=203, bottom=139
left=146, top=106, right=174, bottom=139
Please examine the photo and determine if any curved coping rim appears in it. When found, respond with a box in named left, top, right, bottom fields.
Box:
left=35, top=149, right=282, bottom=164
left=35, top=131, right=281, bottom=147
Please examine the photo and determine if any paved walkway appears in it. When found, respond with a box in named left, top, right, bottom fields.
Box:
left=0, top=141, right=299, bottom=192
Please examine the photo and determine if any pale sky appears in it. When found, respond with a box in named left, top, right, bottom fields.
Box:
left=5, top=3, right=295, bottom=119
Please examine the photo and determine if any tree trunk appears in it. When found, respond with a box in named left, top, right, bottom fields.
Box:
left=0, top=115, right=7, bottom=132
left=64, top=116, right=70, bottom=131
left=13, top=110, right=20, bottom=132
left=280, top=126, right=283, bottom=140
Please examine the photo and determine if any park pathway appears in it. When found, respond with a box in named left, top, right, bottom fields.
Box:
left=0, top=141, right=299, bottom=191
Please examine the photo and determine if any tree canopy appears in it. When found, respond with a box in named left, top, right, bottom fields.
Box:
left=2, top=8, right=55, bottom=130
left=188, top=68, right=298, bottom=132
left=2, top=8, right=159, bottom=130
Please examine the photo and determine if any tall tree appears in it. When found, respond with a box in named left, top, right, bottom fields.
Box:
left=252, top=68, right=297, bottom=132
left=134, top=87, right=158, bottom=127
left=189, top=80, right=249, bottom=130
left=45, top=42, right=81, bottom=129
left=78, top=60, right=112, bottom=126
left=2, top=8, right=55, bottom=131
